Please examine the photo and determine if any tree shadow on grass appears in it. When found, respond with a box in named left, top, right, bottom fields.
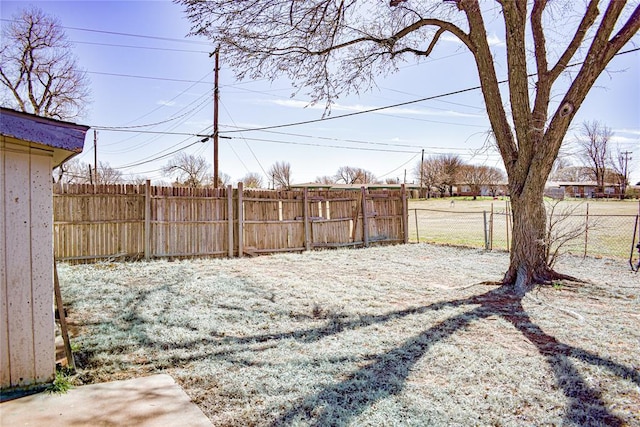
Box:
left=74, top=280, right=638, bottom=425
left=270, top=285, right=637, bottom=426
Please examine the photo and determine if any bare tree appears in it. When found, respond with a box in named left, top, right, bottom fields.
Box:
left=0, top=7, right=90, bottom=119
left=162, top=153, right=210, bottom=188
left=54, top=158, right=122, bottom=185
left=458, top=164, right=505, bottom=199
left=414, top=155, right=463, bottom=197
left=484, top=166, right=506, bottom=197
left=269, top=161, right=293, bottom=190
left=577, top=121, right=613, bottom=193
left=459, top=164, right=497, bottom=199
left=314, top=175, right=336, bottom=185
left=179, top=1, right=640, bottom=293
left=439, top=154, right=464, bottom=197
left=414, top=156, right=444, bottom=198
left=96, top=162, right=123, bottom=185
left=128, top=175, right=150, bottom=185
left=54, top=158, right=91, bottom=184
left=241, top=172, right=264, bottom=188
left=551, top=165, right=593, bottom=182
left=609, top=148, right=633, bottom=197
left=335, top=166, right=377, bottom=185
left=213, top=171, right=232, bottom=188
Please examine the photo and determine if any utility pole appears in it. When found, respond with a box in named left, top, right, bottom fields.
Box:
left=212, top=48, right=220, bottom=188
left=93, top=130, right=98, bottom=184
left=621, top=151, right=632, bottom=198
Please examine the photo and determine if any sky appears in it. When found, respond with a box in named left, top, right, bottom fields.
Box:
left=1, top=0, right=639, bottom=186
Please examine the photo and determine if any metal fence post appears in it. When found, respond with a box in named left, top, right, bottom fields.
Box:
left=414, top=209, right=419, bottom=242
left=483, top=210, right=489, bottom=250
left=490, top=203, right=494, bottom=250
left=583, top=202, right=589, bottom=258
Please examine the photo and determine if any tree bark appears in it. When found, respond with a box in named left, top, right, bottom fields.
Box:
left=179, top=0, right=640, bottom=294
left=504, top=184, right=550, bottom=295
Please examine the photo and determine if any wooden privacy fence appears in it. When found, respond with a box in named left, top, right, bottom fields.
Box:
left=53, top=182, right=409, bottom=262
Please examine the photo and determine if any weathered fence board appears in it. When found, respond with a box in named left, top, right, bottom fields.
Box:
left=53, top=182, right=408, bottom=262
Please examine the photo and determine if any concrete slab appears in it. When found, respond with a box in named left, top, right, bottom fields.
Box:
left=0, top=374, right=213, bottom=426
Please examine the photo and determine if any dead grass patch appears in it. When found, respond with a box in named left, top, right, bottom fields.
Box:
left=58, top=243, right=639, bottom=426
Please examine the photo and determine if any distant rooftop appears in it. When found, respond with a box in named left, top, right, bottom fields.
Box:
left=291, top=182, right=421, bottom=190
left=0, top=107, right=89, bottom=167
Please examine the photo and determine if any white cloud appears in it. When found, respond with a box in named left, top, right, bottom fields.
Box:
left=611, top=135, right=640, bottom=145
left=614, top=128, right=640, bottom=136
left=156, top=100, right=176, bottom=107
left=486, top=33, right=505, bottom=47
left=441, top=33, right=504, bottom=47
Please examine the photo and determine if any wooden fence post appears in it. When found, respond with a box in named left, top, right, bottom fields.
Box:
left=144, top=180, right=151, bottom=260
left=227, top=184, right=234, bottom=258
left=361, top=186, right=369, bottom=247
left=237, top=182, right=244, bottom=258
left=303, top=188, right=310, bottom=251
left=401, top=184, right=408, bottom=244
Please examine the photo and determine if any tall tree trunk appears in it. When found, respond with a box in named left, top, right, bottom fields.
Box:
left=504, top=185, right=549, bottom=295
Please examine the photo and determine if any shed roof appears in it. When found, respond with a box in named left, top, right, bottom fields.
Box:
left=0, top=107, right=89, bottom=167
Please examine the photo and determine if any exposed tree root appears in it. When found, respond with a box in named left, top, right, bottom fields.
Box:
left=503, top=266, right=585, bottom=296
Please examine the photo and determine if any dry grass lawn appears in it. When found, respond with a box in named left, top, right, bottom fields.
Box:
left=408, top=198, right=639, bottom=258
left=59, top=243, right=639, bottom=426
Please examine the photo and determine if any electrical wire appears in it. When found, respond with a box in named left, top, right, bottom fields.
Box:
left=70, top=39, right=209, bottom=54
left=376, top=152, right=421, bottom=179
left=85, top=70, right=212, bottom=84
left=97, top=96, right=211, bottom=131
left=115, top=138, right=206, bottom=169
left=230, top=136, right=419, bottom=154
left=61, top=23, right=212, bottom=46
left=220, top=124, right=476, bottom=152
left=219, top=47, right=640, bottom=134
left=219, top=100, right=268, bottom=176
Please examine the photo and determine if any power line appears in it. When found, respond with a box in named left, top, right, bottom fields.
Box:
left=97, top=97, right=211, bottom=131
left=120, top=71, right=213, bottom=126
left=70, top=39, right=209, bottom=54
left=91, top=128, right=207, bottom=136
left=231, top=136, right=419, bottom=154
left=85, top=70, right=212, bottom=84
left=221, top=84, right=486, bottom=134
left=115, top=138, right=206, bottom=170
left=220, top=124, right=477, bottom=152
left=376, top=152, right=421, bottom=179
left=62, top=23, right=212, bottom=46
left=220, top=47, right=640, bottom=134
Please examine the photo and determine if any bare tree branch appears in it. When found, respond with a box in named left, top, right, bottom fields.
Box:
left=0, top=6, right=90, bottom=119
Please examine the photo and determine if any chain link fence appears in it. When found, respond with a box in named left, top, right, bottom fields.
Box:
left=409, top=202, right=640, bottom=262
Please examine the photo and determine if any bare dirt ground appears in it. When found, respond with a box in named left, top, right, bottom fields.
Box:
left=58, top=243, right=639, bottom=426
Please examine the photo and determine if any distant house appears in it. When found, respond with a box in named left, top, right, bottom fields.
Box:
left=455, top=183, right=508, bottom=198
left=545, top=181, right=621, bottom=198
left=1, top=108, right=89, bottom=390
left=291, top=182, right=421, bottom=191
